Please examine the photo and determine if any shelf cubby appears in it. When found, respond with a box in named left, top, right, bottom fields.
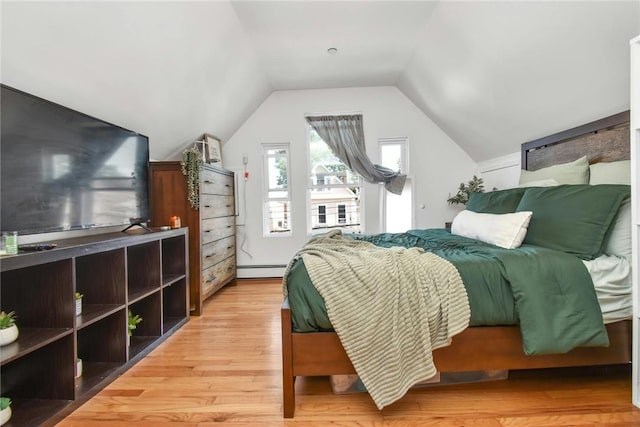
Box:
left=128, top=292, right=162, bottom=359
left=162, top=235, right=187, bottom=283
left=163, top=278, right=188, bottom=334
left=127, top=241, right=161, bottom=302
left=1, top=260, right=74, bottom=330
left=76, top=309, right=127, bottom=396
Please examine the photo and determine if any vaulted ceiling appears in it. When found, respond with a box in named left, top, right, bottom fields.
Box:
left=2, top=1, right=639, bottom=162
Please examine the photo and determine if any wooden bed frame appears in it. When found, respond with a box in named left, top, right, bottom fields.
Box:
left=281, top=111, right=632, bottom=418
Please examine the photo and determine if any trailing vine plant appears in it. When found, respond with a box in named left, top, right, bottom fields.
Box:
left=181, top=146, right=204, bottom=210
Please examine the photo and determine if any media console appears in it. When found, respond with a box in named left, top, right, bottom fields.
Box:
left=0, top=228, right=189, bottom=426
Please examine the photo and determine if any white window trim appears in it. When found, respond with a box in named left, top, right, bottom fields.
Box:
left=262, top=142, right=292, bottom=237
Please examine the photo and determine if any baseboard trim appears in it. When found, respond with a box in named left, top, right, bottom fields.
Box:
left=237, top=265, right=286, bottom=279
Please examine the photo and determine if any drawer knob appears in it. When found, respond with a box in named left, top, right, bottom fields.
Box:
left=226, top=204, right=231, bottom=208
left=204, top=180, right=212, bottom=184
left=206, top=275, right=217, bottom=283
left=206, top=253, right=216, bottom=258
left=226, top=246, right=232, bottom=250
left=204, top=205, right=211, bottom=208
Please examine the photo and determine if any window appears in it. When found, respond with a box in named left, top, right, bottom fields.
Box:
left=338, top=204, right=346, bottom=224
left=318, top=205, right=327, bottom=224
left=263, top=143, right=291, bottom=236
left=379, top=138, right=412, bottom=233
left=308, top=128, right=361, bottom=233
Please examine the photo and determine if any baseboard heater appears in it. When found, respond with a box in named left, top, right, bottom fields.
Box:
left=237, top=264, right=287, bottom=279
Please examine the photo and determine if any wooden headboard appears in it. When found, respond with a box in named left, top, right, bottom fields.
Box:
left=521, top=111, right=630, bottom=171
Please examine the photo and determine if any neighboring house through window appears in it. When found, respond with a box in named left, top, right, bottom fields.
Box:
left=308, top=128, right=362, bottom=234
left=262, top=143, right=291, bottom=236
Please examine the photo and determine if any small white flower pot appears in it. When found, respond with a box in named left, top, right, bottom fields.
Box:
left=0, top=325, right=18, bottom=346
left=0, top=405, right=12, bottom=426
left=76, top=298, right=82, bottom=316
left=76, top=358, right=83, bottom=378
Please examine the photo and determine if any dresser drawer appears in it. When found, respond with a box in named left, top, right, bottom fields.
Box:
left=202, top=256, right=236, bottom=296
left=201, top=169, right=234, bottom=195
left=202, top=236, right=236, bottom=270
left=200, top=195, right=235, bottom=219
left=201, top=216, right=235, bottom=244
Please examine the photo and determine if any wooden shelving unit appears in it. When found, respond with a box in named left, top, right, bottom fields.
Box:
left=0, top=228, right=189, bottom=426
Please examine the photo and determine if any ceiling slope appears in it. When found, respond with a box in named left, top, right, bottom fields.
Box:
left=1, top=1, right=271, bottom=160
left=397, top=1, right=640, bottom=161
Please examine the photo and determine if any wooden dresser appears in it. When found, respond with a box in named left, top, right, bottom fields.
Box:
left=149, top=162, right=237, bottom=315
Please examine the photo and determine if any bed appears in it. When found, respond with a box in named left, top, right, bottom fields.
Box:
left=280, top=111, right=632, bottom=418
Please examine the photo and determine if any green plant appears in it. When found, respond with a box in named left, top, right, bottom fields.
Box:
left=0, top=311, right=16, bottom=330
left=181, top=145, right=204, bottom=210
left=75, top=292, right=83, bottom=300
left=0, top=397, right=10, bottom=411
left=128, top=310, right=142, bottom=337
left=447, top=175, right=485, bottom=206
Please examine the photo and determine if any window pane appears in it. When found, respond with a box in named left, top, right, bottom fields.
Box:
left=267, top=148, right=287, bottom=156
left=309, top=130, right=359, bottom=186
left=380, top=144, right=402, bottom=172
left=310, top=190, right=360, bottom=232
left=266, top=201, right=291, bottom=233
left=385, top=178, right=412, bottom=233
left=267, top=156, right=288, bottom=192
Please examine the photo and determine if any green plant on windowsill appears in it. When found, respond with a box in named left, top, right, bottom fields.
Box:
left=0, top=311, right=16, bottom=330
left=447, top=175, right=486, bottom=206
left=181, top=145, right=204, bottom=210
left=128, top=310, right=142, bottom=337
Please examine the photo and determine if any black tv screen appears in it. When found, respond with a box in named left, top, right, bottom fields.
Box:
left=1, top=84, right=150, bottom=235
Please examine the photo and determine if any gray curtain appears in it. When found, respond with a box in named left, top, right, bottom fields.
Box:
left=306, top=114, right=406, bottom=195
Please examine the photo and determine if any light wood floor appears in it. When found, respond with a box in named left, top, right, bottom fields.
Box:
left=58, top=278, right=640, bottom=426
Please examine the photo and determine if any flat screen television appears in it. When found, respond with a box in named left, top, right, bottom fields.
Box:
left=1, top=84, right=150, bottom=236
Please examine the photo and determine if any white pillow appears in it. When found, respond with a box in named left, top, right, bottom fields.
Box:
left=519, top=156, right=589, bottom=185
left=589, top=160, right=630, bottom=185
left=451, top=210, right=533, bottom=249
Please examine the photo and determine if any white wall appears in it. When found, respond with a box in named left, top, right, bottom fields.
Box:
left=223, top=86, right=477, bottom=276
left=477, top=152, right=521, bottom=191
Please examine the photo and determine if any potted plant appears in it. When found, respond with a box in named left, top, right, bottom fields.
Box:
left=0, top=397, right=11, bottom=426
left=127, top=310, right=142, bottom=346
left=75, top=292, right=83, bottom=316
left=0, top=311, right=18, bottom=346
left=180, top=146, right=204, bottom=210
left=447, top=175, right=486, bottom=206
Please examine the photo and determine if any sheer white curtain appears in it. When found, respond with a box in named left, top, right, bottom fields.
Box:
left=305, top=114, right=406, bottom=194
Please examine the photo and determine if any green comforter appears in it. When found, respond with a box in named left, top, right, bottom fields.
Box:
left=285, top=229, right=609, bottom=355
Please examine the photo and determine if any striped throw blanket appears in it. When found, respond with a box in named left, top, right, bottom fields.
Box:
left=285, top=230, right=470, bottom=409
